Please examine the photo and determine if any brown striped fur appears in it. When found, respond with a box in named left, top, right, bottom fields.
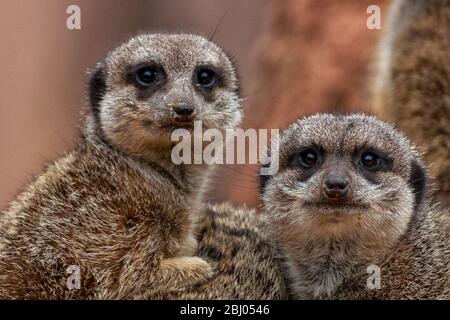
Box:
left=149, top=203, right=288, bottom=300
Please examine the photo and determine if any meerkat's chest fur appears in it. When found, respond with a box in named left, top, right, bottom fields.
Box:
left=287, top=239, right=371, bottom=299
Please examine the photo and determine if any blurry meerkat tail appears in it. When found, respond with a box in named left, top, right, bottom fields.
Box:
left=369, top=0, right=450, bottom=202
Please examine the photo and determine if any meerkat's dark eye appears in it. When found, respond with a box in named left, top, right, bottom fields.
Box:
left=135, top=67, right=157, bottom=87
left=298, top=149, right=319, bottom=169
left=197, top=68, right=217, bottom=89
left=361, top=151, right=380, bottom=170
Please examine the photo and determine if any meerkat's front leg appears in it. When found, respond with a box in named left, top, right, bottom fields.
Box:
left=134, top=256, right=214, bottom=299
left=94, top=222, right=213, bottom=300
left=177, top=234, right=198, bottom=256
left=96, top=255, right=213, bottom=300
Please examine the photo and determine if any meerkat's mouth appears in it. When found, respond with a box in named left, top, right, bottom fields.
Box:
left=305, top=201, right=367, bottom=213
left=158, top=122, right=195, bottom=131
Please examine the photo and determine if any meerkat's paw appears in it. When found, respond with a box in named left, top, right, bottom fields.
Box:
left=161, top=256, right=214, bottom=287
left=136, top=256, right=214, bottom=299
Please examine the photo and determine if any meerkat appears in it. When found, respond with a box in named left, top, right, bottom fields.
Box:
left=0, top=33, right=242, bottom=299
left=370, top=0, right=450, bottom=204
left=147, top=203, right=288, bottom=300
left=261, top=113, right=450, bottom=299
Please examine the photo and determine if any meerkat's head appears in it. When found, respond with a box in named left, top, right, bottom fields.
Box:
left=86, top=33, right=241, bottom=157
left=261, top=114, right=427, bottom=248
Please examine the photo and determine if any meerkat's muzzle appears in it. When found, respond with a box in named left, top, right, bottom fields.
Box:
left=323, top=174, right=349, bottom=201
left=169, top=102, right=196, bottom=125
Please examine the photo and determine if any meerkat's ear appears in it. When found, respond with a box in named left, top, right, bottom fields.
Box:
left=88, top=63, right=106, bottom=115
left=409, top=159, right=427, bottom=211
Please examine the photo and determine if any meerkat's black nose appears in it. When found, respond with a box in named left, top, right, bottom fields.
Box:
left=173, top=104, right=194, bottom=117
left=324, top=175, right=349, bottom=200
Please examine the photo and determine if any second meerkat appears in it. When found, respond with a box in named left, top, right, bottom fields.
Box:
left=0, top=33, right=242, bottom=299
left=261, top=114, right=450, bottom=299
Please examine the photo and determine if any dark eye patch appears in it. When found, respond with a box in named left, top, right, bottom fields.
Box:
left=135, top=66, right=158, bottom=86
left=193, top=65, right=224, bottom=98
left=125, top=62, right=166, bottom=98
left=259, top=146, right=322, bottom=195
left=197, top=68, right=217, bottom=89
left=361, top=151, right=381, bottom=170
left=288, top=147, right=322, bottom=168
left=354, top=147, right=393, bottom=182
left=297, top=149, right=319, bottom=169
left=285, top=146, right=323, bottom=181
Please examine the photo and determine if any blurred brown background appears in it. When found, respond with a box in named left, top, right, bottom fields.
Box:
left=0, top=0, right=389, bottom=210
